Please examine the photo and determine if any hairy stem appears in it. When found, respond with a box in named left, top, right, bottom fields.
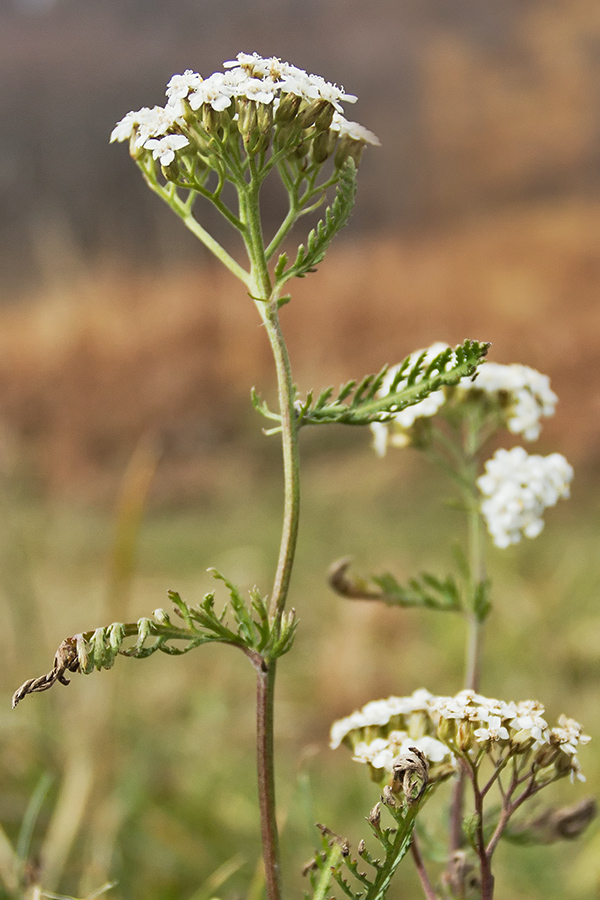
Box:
left=242, top=176, right=302, bottom=900
left=410, top=834, right=437, bottom=900
left=449, top=434, right=488, bottom=865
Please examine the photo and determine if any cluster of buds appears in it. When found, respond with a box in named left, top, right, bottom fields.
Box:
left=331, top=688, right=590, bottom=789
left=111, top=52, right=379, bottom=184
left=371, top=345, right=558, bottom=455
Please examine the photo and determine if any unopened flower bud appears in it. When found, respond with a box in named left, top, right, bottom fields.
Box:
left=275, top=92, right=302, bottom=124
left=299, top=99, right=333, bottom=130
left=437, top=717, right=457, bottom=745
left=457, top=720, right=475, bottom=752
left=75, top=634, right=91, bottom=674
left=256, top=102, right=274, bottom=138
left=313, top=101, right=335, bottom=133
left=312, top=129, right=336, bottom=164
left=554, top=750, right=576, bottom=778
left=335, top=136, right=366, bottom=168
left=511, top=728, right=535, bottom=753
left=202, top=104, right=222, bottom=134
left=534, top=743, right=560, bottom=769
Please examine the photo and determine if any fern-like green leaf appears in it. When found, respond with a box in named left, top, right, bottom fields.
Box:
left=12, top=572, right=297, bottom=706
left=296, top=341, right=489, bottom=428
left=329, top=558, right=463, bottom=613
left=306, top=789, right=432, bottom=900
left=276, top=159, right=357, bottom=286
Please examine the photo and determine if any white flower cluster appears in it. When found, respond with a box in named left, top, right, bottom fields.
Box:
left=477, top=446, right=573, bottom=548
left=370, top=345, right=558, bottom=454
left=371, top=343, right=453, bottom=456
left=331, top=688, right=590, bottom=784
left=111, top=52, right=379, bottom=167
left=330, top=688, right=455, bottom=783
left=459, top=362, right=557, bottom=441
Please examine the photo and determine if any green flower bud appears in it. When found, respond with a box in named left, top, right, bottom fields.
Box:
left=554, top=749, right=575, bottom=778
left=236, top=99, right=258, bottom=140
left=300, top=99, right=335, bottom=131
left=511, top=728, right=535, bottom=753
left=256, top=101, right=274, bottom=136
left=335, top=136, right=366, bottom=169
left=75, top=634, right=92, bottom=675
left=153, top=608, right=171, bottom=625
left=534, top=743, right=560, bottom=769
left=457, top=720, right=475, bottom=752
left=312, top=129, right=336, bottom=164
left=202, top=104, right=222, bottom=134
left=437, top=716, right=457, bottom=745
left=275, top=92, right=302, bottom=124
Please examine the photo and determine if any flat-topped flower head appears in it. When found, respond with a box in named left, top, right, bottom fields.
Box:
left=112, top=52, right=377, bottom=179
left=332, top=688, right=590, bottom=787
left=477, top=446, right=573, bottom=548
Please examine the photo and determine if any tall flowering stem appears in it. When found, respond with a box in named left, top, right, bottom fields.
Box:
left=107, top=52, right=379, bottom=900
left=242, top=179, right=300, bottom=900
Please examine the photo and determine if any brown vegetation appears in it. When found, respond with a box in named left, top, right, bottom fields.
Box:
left=0, top=196, right=599, bottom=500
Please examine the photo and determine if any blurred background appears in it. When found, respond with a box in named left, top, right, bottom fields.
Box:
left=1, top=0, right=600, bottom=898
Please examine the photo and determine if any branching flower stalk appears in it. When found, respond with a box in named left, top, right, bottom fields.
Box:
left=330, top=689, right=592, bottom=900
left=328, top=353, right=589, bottom=898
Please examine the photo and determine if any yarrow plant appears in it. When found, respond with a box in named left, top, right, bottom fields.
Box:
left=12, top=53, right=593, bottom=900
left=328, top=344, right=593, bottom=898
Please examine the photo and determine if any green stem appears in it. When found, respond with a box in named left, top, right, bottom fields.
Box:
left=448, top=423, right=488, bottom=864
left=241, top=176, right=302, bottom=900
left=143, top=174, right=252, bottom=287
left=465, top=499, right=485, bottom=691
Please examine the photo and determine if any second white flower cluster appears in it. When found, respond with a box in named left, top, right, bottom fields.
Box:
left=331, top=688, right=590, bottom=786
left=477, top=446, right=573, bottom=548
left=370, top=344, right=573, bottom=548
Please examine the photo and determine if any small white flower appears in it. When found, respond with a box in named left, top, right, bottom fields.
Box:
left=331, top=112, right=380, bottom=146
left=352, top=738, right=394, bottom=769
left=110, top=105, right=184, bottom=149
left=188, top=72, right=235, bottom=112
left=144, top=134, right=189, bottom=166
left=477, top=447, right=573, bottom=548
left=224, top=52, right=282, bottom=77
left=240, top=76, right=280, bottom=104
left=166, top=69, right=203, bottom=101
left=310, top=75, right=357, bottom=112
left=110, top=109, right=145, bottom=143
left=551, top=716, right=591, bottom=755
left=473, top=716, right=510, bottom=743
left=510, top=714, right=549, bottom=746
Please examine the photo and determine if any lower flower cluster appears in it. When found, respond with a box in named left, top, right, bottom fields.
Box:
left=331, top=688, right=590, bottom=786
